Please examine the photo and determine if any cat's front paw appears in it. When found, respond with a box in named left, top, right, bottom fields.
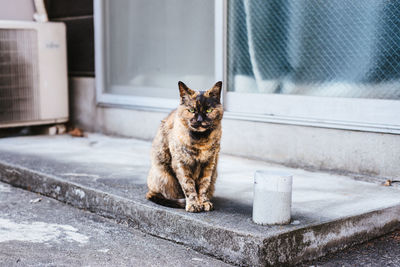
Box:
left=186, top=202, right=203, bottom=213
left=202, top=201, right=214, bottom=211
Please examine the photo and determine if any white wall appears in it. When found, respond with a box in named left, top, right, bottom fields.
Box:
left=0, top=0, right=34, bottom=20
left=221, top=118, right=400, bottom=179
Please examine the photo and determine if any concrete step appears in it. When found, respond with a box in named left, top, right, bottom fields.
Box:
left=0, top=134, right=399, bottom=266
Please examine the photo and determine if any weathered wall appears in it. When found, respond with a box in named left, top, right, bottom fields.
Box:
left=221, top=118, right=400, bottom=179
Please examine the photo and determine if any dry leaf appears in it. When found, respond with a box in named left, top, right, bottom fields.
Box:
left=384, top=180, right=392, bottom=186
left=68, top=128, right=84, bottom=137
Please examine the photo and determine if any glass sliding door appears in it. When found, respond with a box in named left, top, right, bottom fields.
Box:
left=226, top=0, right=400, bottom=132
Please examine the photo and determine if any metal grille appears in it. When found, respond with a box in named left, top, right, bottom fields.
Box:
left=0, top=29, right=40, bottom=122
left=227, top=0, right=400, bottom=99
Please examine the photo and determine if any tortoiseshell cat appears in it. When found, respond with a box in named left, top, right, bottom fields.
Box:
left=146, top=81, right=223, bottom=212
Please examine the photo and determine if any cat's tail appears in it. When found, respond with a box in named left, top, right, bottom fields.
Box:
left=146, top=191, right=186, bottom=209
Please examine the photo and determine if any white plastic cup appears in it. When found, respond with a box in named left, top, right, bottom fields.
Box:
left=252, top=170, right=293, bottom=225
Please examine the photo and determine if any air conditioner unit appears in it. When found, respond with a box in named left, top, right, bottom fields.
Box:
left=0, top=20, right=68, bottom=128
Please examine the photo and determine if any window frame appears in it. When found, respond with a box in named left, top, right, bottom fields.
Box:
left=224, top=92, right=400, bottom=134
left=95, top=0, right=400, bottom=134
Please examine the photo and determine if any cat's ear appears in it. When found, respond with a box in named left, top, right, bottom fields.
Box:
left=178, top=81, right=195, bottom=102
left=205, top=81, right=222, bottom=101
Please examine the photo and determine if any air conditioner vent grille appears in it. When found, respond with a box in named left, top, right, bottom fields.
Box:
left=0, top=29, right=40, bottom=123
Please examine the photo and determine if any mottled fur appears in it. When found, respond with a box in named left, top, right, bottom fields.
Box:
left=146, top=81, right=223, bottom=212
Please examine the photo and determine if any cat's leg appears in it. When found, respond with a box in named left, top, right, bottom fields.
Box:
left=147, top=163, right=184, bottom=200
left=198, top=159, right=218, bottom=211
left=174, top=162, right=203, bottom=212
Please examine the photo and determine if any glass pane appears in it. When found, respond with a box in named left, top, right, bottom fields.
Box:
left=227, top=0, right=400, bottom=100
left=105, top=0, right=215, bottom=99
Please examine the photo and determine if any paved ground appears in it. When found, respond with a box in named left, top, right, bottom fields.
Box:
left=302, top=230, right=400, bottom=267
left=0, top=134, right=399, bottom=265
left=0, top=181, right=231, bottom=267
left=1, top=181, right=400, bottom=267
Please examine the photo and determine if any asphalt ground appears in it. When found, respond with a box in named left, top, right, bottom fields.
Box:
left=301, top=228, right=400, bottom=266
left=1, top=180, right=399, bottom=267
left=0, top=181, right=232, bottom=267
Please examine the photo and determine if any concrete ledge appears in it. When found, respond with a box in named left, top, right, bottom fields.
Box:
left=0, top=135, right=399, bottom=266
left=0, top=161, right=263, bottom=265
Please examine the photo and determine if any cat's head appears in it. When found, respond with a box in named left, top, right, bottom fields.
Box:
left=177, top=81, right=223, bottom=133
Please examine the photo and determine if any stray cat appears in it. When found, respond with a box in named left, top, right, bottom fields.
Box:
left=146, top=81, right=223, bottom=212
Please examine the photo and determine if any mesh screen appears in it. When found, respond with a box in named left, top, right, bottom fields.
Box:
left=0, top=29, right=40, bottom=122
left=227, top=0, right=400, bottom=99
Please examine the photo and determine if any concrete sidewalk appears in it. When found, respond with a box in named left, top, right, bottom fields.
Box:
left=0, top=134, right=399, bottom=266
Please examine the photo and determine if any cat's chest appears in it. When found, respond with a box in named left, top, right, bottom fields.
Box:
left=179, top=142, right=217, bottom=163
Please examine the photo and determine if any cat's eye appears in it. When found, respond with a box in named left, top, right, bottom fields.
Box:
left=189, top=108, right=195, bottom=113
left=206, top=108, right=213, bottom=113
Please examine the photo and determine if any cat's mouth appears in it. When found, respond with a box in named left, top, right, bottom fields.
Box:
left=190, top=123, right=210, bottom=132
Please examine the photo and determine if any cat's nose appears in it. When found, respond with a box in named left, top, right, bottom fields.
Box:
left=196, top=114, right=203, bottom=122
